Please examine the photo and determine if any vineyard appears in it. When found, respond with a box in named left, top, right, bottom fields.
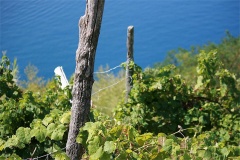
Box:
left=1, top=33, right=240, bottom=159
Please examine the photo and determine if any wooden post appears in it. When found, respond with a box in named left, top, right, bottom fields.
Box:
left=126, top=26, right=134, bottom=102
left=66, top=0, right=105, bottom=159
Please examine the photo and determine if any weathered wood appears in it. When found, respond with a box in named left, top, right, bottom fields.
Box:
left=66, top=0, right=105, bottom=159
left=126, top=26, right=134, bottom=102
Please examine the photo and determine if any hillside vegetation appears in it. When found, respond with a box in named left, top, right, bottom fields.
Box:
left=0, top=33, right=239, bottom=159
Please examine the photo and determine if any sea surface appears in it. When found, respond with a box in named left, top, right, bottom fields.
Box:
left=1, top=0, right=239, bottom=80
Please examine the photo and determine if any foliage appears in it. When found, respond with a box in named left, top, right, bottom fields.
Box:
left=0, top=53, right=22, bottom=101
left=206, top=31, right=240, bottom=78
left=76, top=112, right=240, bottom=160
left=0, top=54, right=72, bottom=159
left=0, top=109, right=71, bottom=159
left=1, top=42, right=239, bottom=159
left=0, top=54, right=23, bottom=138
left=112, top=50, right=239, bottom=158
left=156, top=32, right=240, bottom=84
left=116, top=50, right=239, bottom=133
left=115, top=63, right=188, bottom=134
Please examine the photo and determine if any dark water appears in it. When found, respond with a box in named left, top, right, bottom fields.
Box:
left=1, top=0, right=239, bottom=79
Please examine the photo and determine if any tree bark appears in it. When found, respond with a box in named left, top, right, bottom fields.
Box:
left=66, top=0, right=105, bottom=159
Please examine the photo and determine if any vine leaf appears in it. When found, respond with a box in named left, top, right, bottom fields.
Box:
left=195, top=76, right=203, bottom=89
left=221, top=147, right=230, bottom=157
left=51, top=124, right=66, bottom=141
left=46, top=123, right=57, bottom=137
left=88, top=136, right=100, bottom=155
left=55, top=152, right=70, bottom=160
left=30, top=123, right=47, bottom=142
left=59, top=111, right=71, bottom=124
left=162, top=139, right=173, bottom=152
left=135, top=133, right=153, bottom=146
left=16, top=127, right=31, bottom=144
left=83, top=122, right=102, bottom=142
left=0, top=139, right=5, bottom=151
left=109, top=125, right=122, bottom=138
left=4, top=135, right=19, bottom=149
left=103, top=141, right=115, bottom=153
left=180, top=153, right=191, bottom=160
left=126, top=149, right=132, bottom=153
left=90, top=146, right=103, bottom=160
left=42, top=116, right=54, bottom=126
left=46, top=144, right=70, bottom=160
left=76, top=129, right=88, bottom=148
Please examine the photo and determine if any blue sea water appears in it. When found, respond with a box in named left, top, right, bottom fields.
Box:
left=0, top=0, right=239, bottom=80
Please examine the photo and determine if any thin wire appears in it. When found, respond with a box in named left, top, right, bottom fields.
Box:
left=94, top=62, right=125, bottom=74
left=25, top=141, right=92, bottom=160
left=91, top=77, right=127, bottom=96
left=70, top=78, right=124, bottom=102
left=24, top=146, right=67, bottom=160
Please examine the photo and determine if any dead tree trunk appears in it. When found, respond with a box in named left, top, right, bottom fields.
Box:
left=126, top=26, right=134, bottom=102
left=66, top=0, right=105, bottom=159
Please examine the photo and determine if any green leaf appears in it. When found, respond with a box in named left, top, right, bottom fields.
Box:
left=16, top=127, right=31, bottom=144
left=7, top=153, right=22, bottom=160
left=51, top=124, right=67, bottom=141
left=127, top=126, right=136, bottom=141
left=46, top=123, right=57, bottom=137
left=59, top=111, right=71, bottom=124
left=203, top=149, right=212, bottom=159
left=135, top=133, right=153, bottom=146
left=4, top=135, right=19, bottom=149
left=194, top=76, right=203, bottom=89
left=115, top=151, right=127, bottom=160
left=83, top=122, right=100, bottom=131
left=109, top=125, right=122, bottom=138
left=221, top=147, right=230, bottom=157
left=83, top=122, right=102, bottom=142
left=55, top=152, right=70, bottom=160
left=88, top=136, right=100, bottom=155
left=90, top=146, right=103, bottom=160
left=199, top=115, right=207, bottom=125
left=172, top=143, right=180, bottom=156
left=0, top=138, right=5, bottom=151
left=132, top=151, right=138, bottom=159
left=42, top=116, right=54, bottom=126
left=76, top=129, right=88, bottom=148
left=180, top=153, right=191, bottom=160
left=30, top=124, right=47, bottom=142
left=126, top=149, right=132, bottom=154
left=104, top=141, right=115, bottom=154
left=158, top=133, right=167, bottom=137
left=162, top=139, right=173, bottom=152
left=46, top=143, right=62, bottom=156
left=220, top=83, right=227, bottom=97
left=150, top=81, right=162, bottom=90
left=197, top=149, right=205, bottom=158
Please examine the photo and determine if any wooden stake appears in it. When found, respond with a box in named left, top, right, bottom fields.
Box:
left=126, top=26, right=134, bottom=102
left=66, top=0, right=105, bottom=159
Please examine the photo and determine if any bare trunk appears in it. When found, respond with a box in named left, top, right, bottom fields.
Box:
left=66, top=0, right=105, bottom=159
left=126, top=26, right=134, bottom=102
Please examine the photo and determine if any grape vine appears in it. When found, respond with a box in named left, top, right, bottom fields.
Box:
left=0, top=49, right=239, bottom=159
